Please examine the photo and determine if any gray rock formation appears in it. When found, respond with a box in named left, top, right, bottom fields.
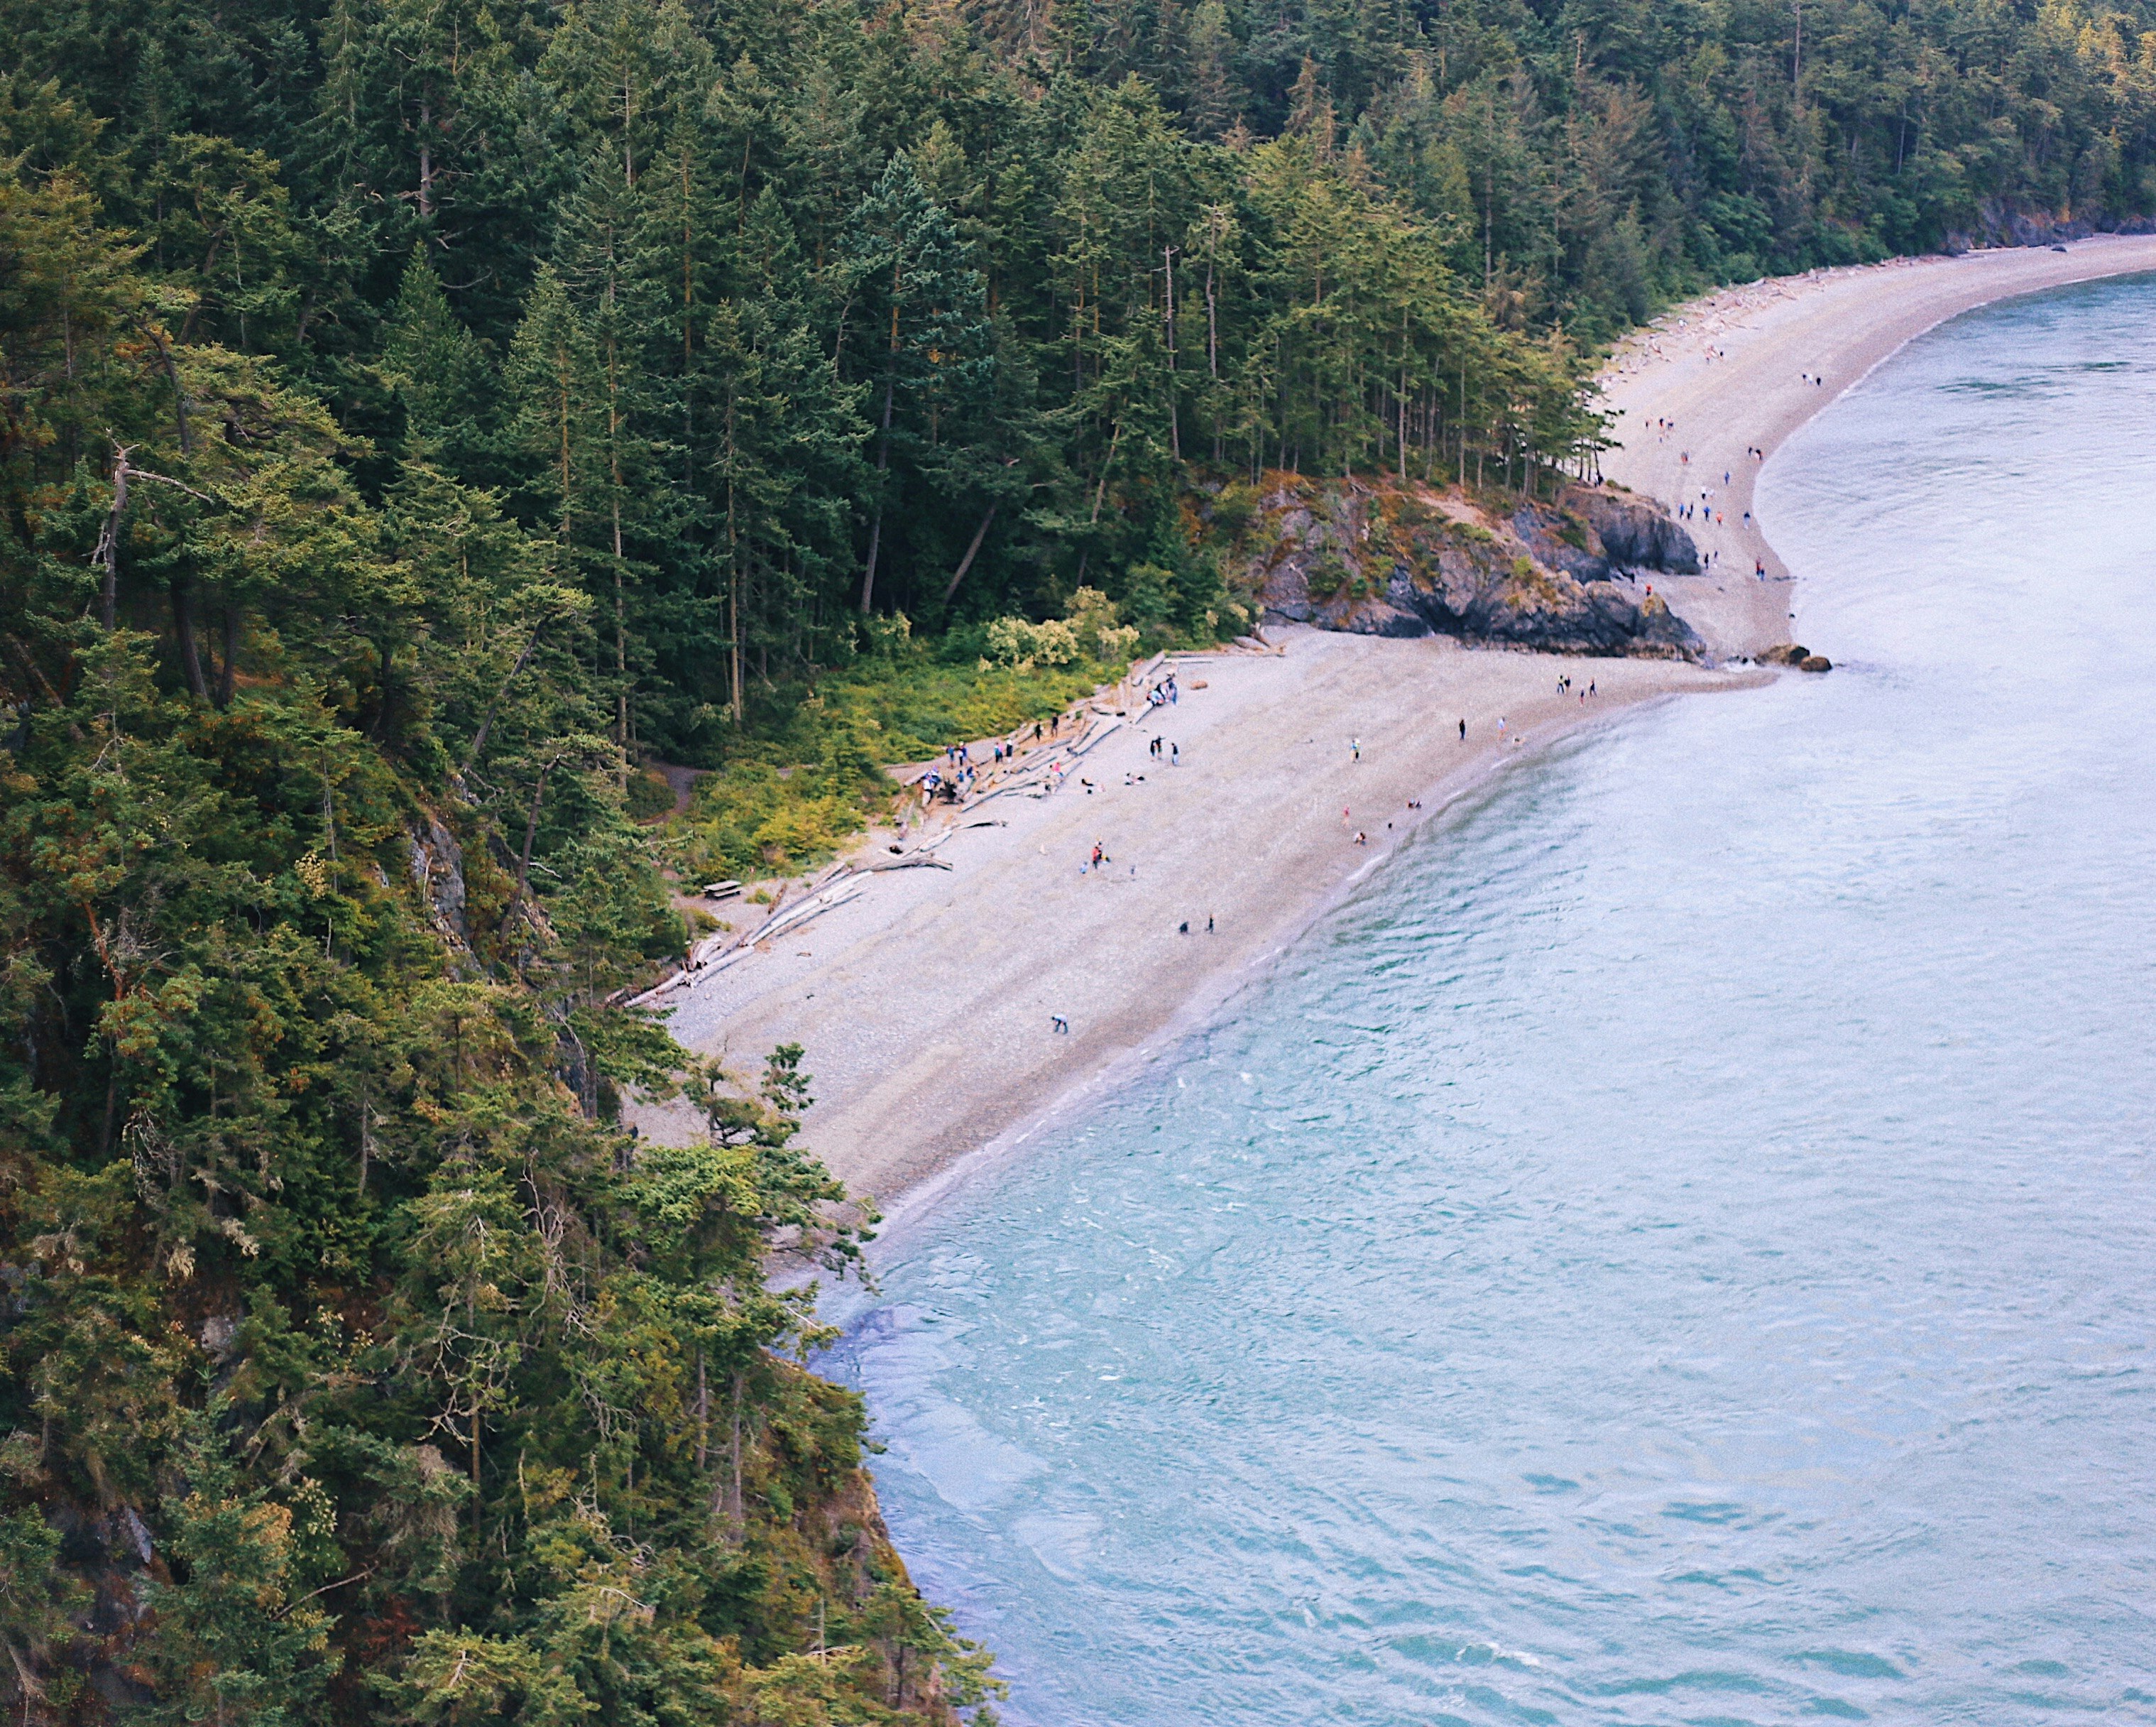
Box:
left=407, top=810, right=472, bottom=953
left=1243, top=478, right=1703, bottom=660
left=1560, top=490, right=1700, bottom=577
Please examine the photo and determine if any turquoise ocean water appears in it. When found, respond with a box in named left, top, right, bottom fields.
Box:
left=821, top=276, right=2156, bottom=1723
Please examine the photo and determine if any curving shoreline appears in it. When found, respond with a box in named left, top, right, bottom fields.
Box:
left=643, top=236, right=2156, bottom=1216
left=1595, top=234, right=2156, bottom=660
left=643, top=633, right=1749, bottom=1209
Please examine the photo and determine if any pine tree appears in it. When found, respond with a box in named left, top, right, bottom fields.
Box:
left=137, top=1419, right=341, bottom=1727
left=381, top=251, right=501, bottom=484
left=843, top=152, right=992, bottom=615
left=505, top=266, right=603, bottom=565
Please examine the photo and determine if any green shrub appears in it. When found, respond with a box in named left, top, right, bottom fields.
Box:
left=1209, top=481, right=1260, bottom=543
left=666, top=607, right=1147, bottom=881
left=985, top=614, right=1082, bottom=668
left=1307, top=551, right=1352, bottom=599
left=626, top=768, right=677, bottom=819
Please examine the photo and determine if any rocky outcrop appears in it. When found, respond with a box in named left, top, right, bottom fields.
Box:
left=1942, top=207, right=2156, bottom=253
left=1236, top=476, right=1703, bottom=660
left=1562, top=490, right=1700, bottom=576
left=407, top=807, right=474, bottom=954
left=1756, top=642, right=1831, bottom=671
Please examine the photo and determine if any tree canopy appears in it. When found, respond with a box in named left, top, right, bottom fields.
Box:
left=4, top=0, right=2153, bottom=1721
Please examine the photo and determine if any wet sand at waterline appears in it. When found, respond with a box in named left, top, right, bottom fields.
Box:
left=640, top=633, right=1746, bottom=1209
left=642, top=234, right=2156, bottom=1211
left=836, top=274, right=2156, bottom=1724
left=1597, top=233, right=2156, bottom=659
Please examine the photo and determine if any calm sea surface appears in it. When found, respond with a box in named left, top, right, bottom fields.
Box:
left=821, top=276, right=2156, bottom=1724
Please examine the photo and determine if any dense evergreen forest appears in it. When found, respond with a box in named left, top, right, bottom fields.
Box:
left=3, top=0, right=2152, bottom=1722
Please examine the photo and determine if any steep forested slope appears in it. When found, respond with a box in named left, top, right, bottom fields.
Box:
left=3, top=2, right=2153, bottom=1723
left=7, top=0, right=2150, bottom=761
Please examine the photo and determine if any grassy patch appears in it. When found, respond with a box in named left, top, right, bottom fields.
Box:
left=663, top=645, right=1134, bottom=882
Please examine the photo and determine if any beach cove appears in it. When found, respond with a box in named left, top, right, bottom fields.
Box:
left=827, top=264, right=2156, bottom=1721
left=646, top=234, right=2156, bottom=1222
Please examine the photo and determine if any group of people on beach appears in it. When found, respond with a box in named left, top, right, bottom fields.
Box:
left=918, top=763, right=969, bottom=804
left=922, top=737, right=997, bottom=805
left=920, top=702, right=1105, bottom=812
left=921, top=717, right=1054, bottom=808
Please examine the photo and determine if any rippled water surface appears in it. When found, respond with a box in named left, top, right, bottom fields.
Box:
left=821, top=276, right=2156, bottom=1723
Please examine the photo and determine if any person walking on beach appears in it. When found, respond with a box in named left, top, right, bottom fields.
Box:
left=1170, top=742, right=1180, bottom=766
left=1350, top=736, right=1360, bottom=761
left=1458, top=717, right=1467, bottom=741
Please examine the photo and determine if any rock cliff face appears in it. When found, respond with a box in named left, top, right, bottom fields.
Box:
left=1232, top=476, right=1702, bottom=660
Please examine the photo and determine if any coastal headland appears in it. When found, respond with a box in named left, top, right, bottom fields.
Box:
left=644, top=235, right=2156, bottom=1216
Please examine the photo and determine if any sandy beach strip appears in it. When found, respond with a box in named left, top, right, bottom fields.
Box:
left=1596, top=234, right=2156, bottom=660
left=642, top=235, right=2156, bottom=1215
left=641, top=633, right=1751, bottom=1208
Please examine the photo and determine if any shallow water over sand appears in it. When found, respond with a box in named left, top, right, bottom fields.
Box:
left=821, top=276, right=2156, bottom=1724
